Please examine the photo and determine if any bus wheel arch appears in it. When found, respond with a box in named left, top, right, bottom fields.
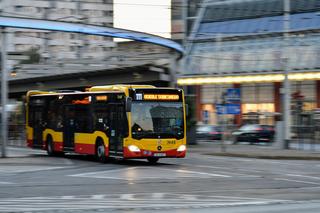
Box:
left=95, top=137, right=107, bottom=163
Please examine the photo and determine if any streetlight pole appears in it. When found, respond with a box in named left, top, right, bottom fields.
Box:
left=1, top=27, right=8, bottom=157
left=182, top=0, right=188, bottom=49
left=283, top=0, right=291, bottom=149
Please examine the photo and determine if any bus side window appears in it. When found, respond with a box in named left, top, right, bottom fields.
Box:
left=74, top=105, right=92, bottom=133
left=47, top=98, right=63, bottom=130
left=93, top=105, right=109, bottom=132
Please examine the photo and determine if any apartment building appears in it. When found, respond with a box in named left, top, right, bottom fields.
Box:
left=0, top=0, right=115, bottom=60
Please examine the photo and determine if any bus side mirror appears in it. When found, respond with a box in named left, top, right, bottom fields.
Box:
left=125, top=97, right=132, bottom=112
left=185, top=104, right=189, bottom=116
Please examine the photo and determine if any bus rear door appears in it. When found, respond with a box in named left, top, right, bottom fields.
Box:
left=30, top=98, right=46, bottom=148
left=32, top=106, right=45, bottom=148
left=63, top=105, right=76, bottom=151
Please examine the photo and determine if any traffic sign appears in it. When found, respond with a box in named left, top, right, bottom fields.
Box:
left=216, top=104, right=241, bottom=115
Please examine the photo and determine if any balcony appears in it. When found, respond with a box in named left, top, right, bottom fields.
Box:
left=12, top=0, right=50, bottom=7
left=13, top=37, right=43, bottom=45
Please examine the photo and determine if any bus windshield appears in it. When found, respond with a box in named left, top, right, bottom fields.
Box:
left=131, top=102, right=184, bottom=139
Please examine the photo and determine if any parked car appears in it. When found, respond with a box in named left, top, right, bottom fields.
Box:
left=196, top=125, right=222, bottom=140
left=232, top=124, right=274, bottom=144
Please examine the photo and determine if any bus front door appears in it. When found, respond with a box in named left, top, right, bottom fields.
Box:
left=108, top=104, right=125, bottom=157
left=63, top=106, right=76, bottom=151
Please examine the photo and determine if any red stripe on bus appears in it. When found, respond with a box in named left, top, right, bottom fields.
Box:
left=123, top=147, right=186, bottom=159
left=75, top=144, right=94, bottom=155
left=53, top=141, right=63, bottom=152
left=27, top=139, right=33, bottom=148
left=74, top=143, right=109, bottom=156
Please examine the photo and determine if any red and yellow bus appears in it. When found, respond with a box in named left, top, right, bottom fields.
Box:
left=26, top=85, right=186, bottom=163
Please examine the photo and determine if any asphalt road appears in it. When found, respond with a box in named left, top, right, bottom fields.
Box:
left=0, top=146, right=319, bottom=212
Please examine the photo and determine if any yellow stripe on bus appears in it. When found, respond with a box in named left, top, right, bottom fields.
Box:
left=75, top=131, right=109, bottom=146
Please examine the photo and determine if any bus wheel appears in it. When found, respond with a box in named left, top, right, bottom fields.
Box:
left=147, top=157, right=159, bottom=164
left=96, top=140, right=107, bottom=163
left=46, top=137, right=55, bottom=156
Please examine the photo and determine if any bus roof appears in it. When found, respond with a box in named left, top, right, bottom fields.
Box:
left=27, top=85, right=179, bottom=99
left=26, top=90, right=57, bottom=101
left=27, top=90, right=122, bottom=98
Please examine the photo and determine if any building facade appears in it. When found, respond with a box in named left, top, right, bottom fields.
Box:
left=179, top=0, right=320, bottom=126
left=171, top=0, right=203, bottom=44
left=0, top=0, right=115, bottom=61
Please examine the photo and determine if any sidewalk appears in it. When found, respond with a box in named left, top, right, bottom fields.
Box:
left=5, top=139, right=320, bottom=161
left=188, top=141, right=320, bottom=160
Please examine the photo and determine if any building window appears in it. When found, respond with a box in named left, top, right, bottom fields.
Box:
left=242, top=103, right=275, bottom=114
left=14, top=6, right=23, bottom=12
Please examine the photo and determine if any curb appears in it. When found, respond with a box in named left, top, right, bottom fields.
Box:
left=204, top=152, right=320, bottom=160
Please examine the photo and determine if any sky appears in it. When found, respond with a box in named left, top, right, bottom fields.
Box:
left=114, top=0, right=171, bottom=39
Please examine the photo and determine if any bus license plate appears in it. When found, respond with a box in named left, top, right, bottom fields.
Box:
left=154, top=153, right=166, bottom=157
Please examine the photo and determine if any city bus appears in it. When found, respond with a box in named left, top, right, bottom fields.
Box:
left=26, top=85, right=186, bottom=163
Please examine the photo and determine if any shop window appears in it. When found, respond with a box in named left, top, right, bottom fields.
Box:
left=242, top=103, right=275, bottom=114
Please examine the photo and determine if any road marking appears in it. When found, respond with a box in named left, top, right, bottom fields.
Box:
left=275, top=178, right=320, bottom=186
left=70, top=167, right=133, bottom=177
left=0, top=181, right=13, bottom=185
left=69, top=166, right=230, bottom=180
left=120, top=194, right=136, bottom=200
left=0, top=166, right=67, bottom=174
left=175, top=169, right=230, bottom=177
left=205, top=156, right=253, bottom=162
left=152, top=193, right=165, bottom=199
left=90, top=194, right=106, bottom=199
left=184, top=165, right=260, bottom=177
left=258, top=160, right=304, bottom=166
left=0, top=193, right=290, bottom=212
left=184, top=163, right=265, bottom=174
left=199, top=154, right=307, bottom=166
left=286, top=174, right=320, bottom=180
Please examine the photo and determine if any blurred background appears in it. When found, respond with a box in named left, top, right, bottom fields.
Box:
left=2, top=0, right=320, bottom=151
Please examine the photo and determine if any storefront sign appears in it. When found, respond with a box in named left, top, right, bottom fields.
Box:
left=226, top=88, right=241, bottom=103
left=216, top=104, right=241, bottom=115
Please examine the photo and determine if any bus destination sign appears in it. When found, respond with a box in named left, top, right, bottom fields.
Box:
left=135, top=93, right=180, bottom=101
left=143, top=94, right=179, bottom=101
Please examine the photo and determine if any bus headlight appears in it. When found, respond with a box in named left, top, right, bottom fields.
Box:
left=177, top=145, right=186, bottom=152
left=128, top=145, right=141, bottom=152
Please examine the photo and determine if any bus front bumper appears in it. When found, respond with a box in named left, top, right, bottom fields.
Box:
left=123, top=146, right=186, bottom=159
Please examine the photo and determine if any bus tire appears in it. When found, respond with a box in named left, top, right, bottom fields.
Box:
left=147, top=157, right=159, bottom=164
left=96, top=139, right=107, bottom=163
left=46, top=136, right=55, bottom=156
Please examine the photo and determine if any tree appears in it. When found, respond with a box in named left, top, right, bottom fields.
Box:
left=20, top=47, right=40, bottom=64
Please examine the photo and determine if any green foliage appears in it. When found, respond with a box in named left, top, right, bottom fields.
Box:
left=20, top=47, right=40, bottom=64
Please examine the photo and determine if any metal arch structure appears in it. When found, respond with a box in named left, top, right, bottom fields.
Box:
left=0, top=16, right=184, bottom=54
left=0, top=16, right=184, bottom=55
left=0, top=16, right=184, bottom=157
